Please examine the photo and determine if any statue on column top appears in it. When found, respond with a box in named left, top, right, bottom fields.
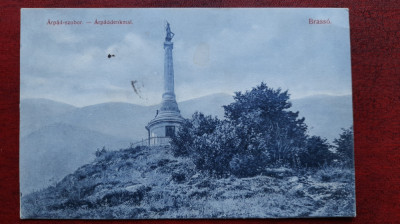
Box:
left=165, top=22, right=175, bottom=42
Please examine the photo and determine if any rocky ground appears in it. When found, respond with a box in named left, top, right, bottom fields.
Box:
left=21, top=145, right=355, bottom=219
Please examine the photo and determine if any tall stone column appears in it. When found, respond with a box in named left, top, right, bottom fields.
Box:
left=164, top=41, right=174, bottom=96
left=160, top=40, right=180, bottom=113
left=145, top=22, right=183, bottom=144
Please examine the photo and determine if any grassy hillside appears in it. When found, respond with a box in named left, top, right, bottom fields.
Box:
left=21, top=145, right=355, bottom=219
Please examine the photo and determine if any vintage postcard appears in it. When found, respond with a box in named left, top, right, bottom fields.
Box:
left=20, top=8, right=355, bottom=219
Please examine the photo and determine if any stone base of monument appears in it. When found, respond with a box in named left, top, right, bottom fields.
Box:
left=146, top=110, right=184, bottom=145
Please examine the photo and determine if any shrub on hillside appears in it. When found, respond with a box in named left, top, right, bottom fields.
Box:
left=171, top=112, right=220, bottom=157
left=333, top=126, right=354, bottom=168
left=299, top=136, right=334, bottom=168
left=314, top=165, right=354, bottom=183
left=95, top=146, right=107, bottom=157
left=171, top=83, right=310, bottom=177
left=171, top=82, right=352, bottom=177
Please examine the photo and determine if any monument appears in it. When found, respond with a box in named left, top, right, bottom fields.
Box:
left=145, top=22, right=184, bottom=145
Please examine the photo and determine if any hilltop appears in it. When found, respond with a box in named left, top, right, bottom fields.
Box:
left=21, top=145, right=355, bottom=219
left=20, top=93, right=353, bottom=194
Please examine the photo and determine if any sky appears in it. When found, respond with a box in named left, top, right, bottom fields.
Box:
left=21, top=8, right=352, bottom=107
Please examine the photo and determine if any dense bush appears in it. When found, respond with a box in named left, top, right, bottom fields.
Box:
left=299, top=136, right=334, bottom=168
left=333, top=126, right=354, bottom=167
left=170, top=112, right=220, bottom=157
left=171, top=82, right=351, bottom=177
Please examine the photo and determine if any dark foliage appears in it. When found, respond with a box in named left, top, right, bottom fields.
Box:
left=170, top=112, right=220, bottom=157
left=95, top=146, right=107, bottom=157
left=171, top=83, right=354, bottom=179
left=333, top=126, right=354, bottom=167
left=172, top=172, right=186, bottom=183
left=299, top=136, right=334, bottom=167
left=171, top=83, right=313, bottom=177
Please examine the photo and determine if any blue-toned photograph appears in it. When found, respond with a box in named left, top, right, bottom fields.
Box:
left=20, top=8, right=355, bottom=219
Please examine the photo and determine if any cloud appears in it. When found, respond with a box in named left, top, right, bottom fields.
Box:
left=21, top=8, right=352, bottom=107
left=50, top=26, right=83, bottom=44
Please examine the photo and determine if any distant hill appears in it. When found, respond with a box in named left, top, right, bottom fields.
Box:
left=20, top=94, right=352, bottom=142
left=20, top=93, right=234, bottom=141
left=20, top=98, right=76, bottom=137
left=20, top=123, right=131, bottom=194
left=20, top=145, right=355, bottom=219
left=179, top=93, right=233, bottom=119
left=55, top=102, right=158, bottom=140
left=291, top=94, right=353, bottom=142
left=59, top=93, right=234, bottom=140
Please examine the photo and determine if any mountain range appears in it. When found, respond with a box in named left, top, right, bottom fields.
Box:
left=20, top=93, right=352, bottom=194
